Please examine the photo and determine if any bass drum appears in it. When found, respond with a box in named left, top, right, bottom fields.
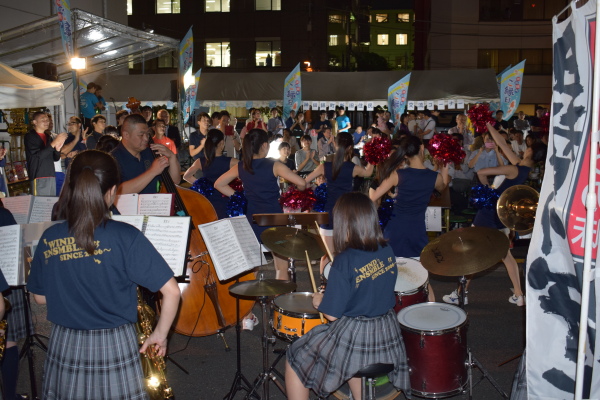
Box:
left=331, top=377, right=402, bottom=400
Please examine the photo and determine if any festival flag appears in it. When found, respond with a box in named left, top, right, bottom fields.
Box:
left=55, top=0, right=74, bottom=59
left=283, top=63, right=301, bottom=121
left=387, top=73, right=411, bottom=124
left=183, top=69, right=201, bottom=125
left=78, top=78, right=87, bottom=95
left=526, top=2, right=599, bottom=398
left=179, top=27, right=194, bottom=102
left=500, top=60, right=525, bottom=120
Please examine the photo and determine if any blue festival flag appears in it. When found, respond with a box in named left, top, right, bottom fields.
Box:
left=387, top=73, right=411, bottom=124
left=283, top=63, right=302, bottom=120
left=500, top=60, right=525, bottom=120
left=179, top=26, right=194, bottom=102
left=55, top=0, right=74, bottom=59
left=78, top=78, right=87, bottom=95
left=183, top=68, right=201, bottom=125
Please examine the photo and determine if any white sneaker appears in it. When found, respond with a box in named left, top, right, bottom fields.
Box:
left=242, top=314, right=259, bottom=331
left=442, top=290, right=468, bottom=305
left=509, top=295, right=525, bottom=306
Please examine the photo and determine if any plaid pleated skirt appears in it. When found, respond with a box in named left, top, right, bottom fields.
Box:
left=5, top=287, right=34, bottom=342
left=287, top=309, right=411, bottom=398
left=43, top=323, right=149, bottom=400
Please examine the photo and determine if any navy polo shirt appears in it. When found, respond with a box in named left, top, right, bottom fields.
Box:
left=189, top=130, right=206, bottom=161
left=111, top=142, right=160, bottom=194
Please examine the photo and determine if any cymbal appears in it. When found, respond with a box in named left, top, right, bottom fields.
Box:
left=261, top=227, right=326, bottom=260
left=497, top=185, right=539, bottom=234
left=420, top=227, right=510, bottom=276
left=229, top=279, right=297, bottom=297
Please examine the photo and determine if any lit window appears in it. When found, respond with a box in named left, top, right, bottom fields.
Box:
left=206, top=42, right=230, bottom=67
left=127, top=0, right=132, bottom=15
left=156, top=0, right=180, bottom=14
left=256, top=40, right=281, bottom=67
left=375, top=14, right=388, bottom=23
left=329, top=35, right=338, bottom=46
left=329, top=14, right=343, bottom=23
left=256, top=0, right=281, bottom=11
left=396, top=34, right=408, bottom=45
left=377, top=34, right=389, bottom=45
left=206, top=0, right=230, bottom=12
left=397, top=13, right=410, bottom=22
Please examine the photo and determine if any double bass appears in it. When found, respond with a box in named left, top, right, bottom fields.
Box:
left=153, top=141, right=255, bottom=337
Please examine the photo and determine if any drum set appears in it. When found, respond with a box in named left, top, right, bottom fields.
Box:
left=224, top=224, right=513, bottom=400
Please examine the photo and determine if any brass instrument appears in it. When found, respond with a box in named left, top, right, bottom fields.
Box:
left=497, top=185, right=540, bottom=234
left=0, top=297, right=12, bottom=360
left=136, top=289, right=173, bottom=399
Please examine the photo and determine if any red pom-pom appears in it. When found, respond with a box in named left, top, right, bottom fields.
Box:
left=229, top=178, right=244, bottom=193
left=428, top=134, right=466, bottom=165
left=467, top=103, right=496, bottom=134
left=279, top=186, right=316, bottom=212
left=363, top=136, right=392, bottom=165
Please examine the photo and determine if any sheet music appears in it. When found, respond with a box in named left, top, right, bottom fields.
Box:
left=198, top=219, right=248, bottom=281
left=3, top=195, right=32, bottom=225
left=138, top=194, right=173, bottom=216
left=228, top=216, right=266, bottom=268
left=29, top=196, right=59, bottom=223
left=425, top=207, right=442, bottom=232
left=112, top=215, right=145, bottom=231
left=144, top=216, right=190, bottom=276
left=0, top=224, right=21, bottom=286
left=114, top=194, right=139, bottom=216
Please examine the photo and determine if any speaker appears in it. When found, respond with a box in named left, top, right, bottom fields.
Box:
left=170, top=79, right=178, bottom=102
left=32, top=62, right=58, bottom=81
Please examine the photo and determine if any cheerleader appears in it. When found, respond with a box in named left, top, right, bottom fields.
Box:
left=285, top=192, right=410, bottom=399
left=27, top=150, right=180, bottom=399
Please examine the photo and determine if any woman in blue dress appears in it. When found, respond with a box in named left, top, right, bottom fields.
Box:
left=215, top=129, right=306, bottom=280
left=443, top=122, right=547, bottom=307
left=183, top=129, right=239, bottom=219
left=305, top=132, right=374, bottom=272
left=370, top=135, right=449, bottom=258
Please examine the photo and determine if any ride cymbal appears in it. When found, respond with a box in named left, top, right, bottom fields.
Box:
left=420, top=227, right=510, bottom=276
left=228, top=279, right=297, bottom=297
left=261, top=227, right=326, bottom=260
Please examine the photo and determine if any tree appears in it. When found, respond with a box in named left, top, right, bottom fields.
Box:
left=354, top=52, right=390, bottom=71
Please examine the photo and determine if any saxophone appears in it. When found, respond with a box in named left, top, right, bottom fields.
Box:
left=136, top=288, right=173, bottom=399
left=0, top=297, right=12, bottom=360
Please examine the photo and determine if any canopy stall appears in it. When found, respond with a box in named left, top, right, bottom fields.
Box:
left=0, top=9, right=179, bottom=82
left=0, top=62, right=64, bottom=108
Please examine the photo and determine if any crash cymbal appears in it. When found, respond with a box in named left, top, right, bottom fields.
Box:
left=420, top=227, right=510, bottom=276
left=261, top=227, right=326, bottom=260
left=497, top=185, right=539, bottom=234
left=229, top=279, right=297, bottom=297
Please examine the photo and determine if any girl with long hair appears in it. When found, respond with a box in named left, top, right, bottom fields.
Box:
left=305, top=132, right=374, bottom=271
left=285, top=192, right=410, bottom=400
left=27, top=150, right=180, bottom=399
left=214, top=129, right=307, bottom=280
left=184, top=129, right=239, bottom=219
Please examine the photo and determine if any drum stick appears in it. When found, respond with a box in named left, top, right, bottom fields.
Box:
left=315, top=221, right=334, bottom=262
left=305, top=250, right=325, bottom=324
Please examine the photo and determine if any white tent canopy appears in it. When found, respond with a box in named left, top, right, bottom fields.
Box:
left=0, top=61, right=64, bottom=109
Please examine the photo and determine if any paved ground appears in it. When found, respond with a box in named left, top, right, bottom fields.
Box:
left=16, top=243, right=528, bottom=400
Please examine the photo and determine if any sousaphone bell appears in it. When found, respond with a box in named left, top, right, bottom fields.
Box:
left=497, top=185, right=539, bottom=234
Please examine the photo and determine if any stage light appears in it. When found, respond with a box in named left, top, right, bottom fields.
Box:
left=70, top=57, right=86, bottom=70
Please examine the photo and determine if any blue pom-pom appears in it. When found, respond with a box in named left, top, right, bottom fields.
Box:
left=378, top=197, right=395, bottom=229
left=313, top=183, right=327, bottom=212
left=469, top=184, right=499, bottom=209
left=190, top=177, right=215, bottom=197
left=227, top=191, right=248, bottom=217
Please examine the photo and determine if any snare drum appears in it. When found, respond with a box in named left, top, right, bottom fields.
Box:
left=397, top=303, right=469, bottom=398
left=394, top=258, right=429, bottom=313
left=273, top=292, right=325, bottom=341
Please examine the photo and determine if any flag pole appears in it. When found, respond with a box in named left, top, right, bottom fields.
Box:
left=574, top=1, right=600, bottom=397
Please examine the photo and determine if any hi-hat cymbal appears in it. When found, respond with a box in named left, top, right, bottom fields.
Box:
left=420, top=227, right=510, bottom=276
left=261, top=227, right=326, bottom=260
left=229, top=279, right=297, bottom=297
left=497, top=185, right=539, bottom=234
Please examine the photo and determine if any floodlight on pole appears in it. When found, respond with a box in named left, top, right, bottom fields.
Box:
left=71, top=57, right=86, bottom=70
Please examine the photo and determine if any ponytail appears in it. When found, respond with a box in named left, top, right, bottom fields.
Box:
left=332, top=132, right=354, bottom=180
left=204, top=129, right=225, bottom=168
left=378, top=135, right=422, bottom=182
left=242, top=129, right=268, bottom=174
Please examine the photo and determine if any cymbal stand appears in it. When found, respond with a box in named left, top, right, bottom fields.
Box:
left=287, top=258, right=297, bottom=283
left=224, top=287, right=255, bottom=400
left=458, top=275, right=468, bottom=309
left=245, top=296, right=286, bottom=400
left=19, top=287, right=48, bottom=400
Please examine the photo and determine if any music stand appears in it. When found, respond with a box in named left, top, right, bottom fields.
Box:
left=253, top=213, right=329, bottom=282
